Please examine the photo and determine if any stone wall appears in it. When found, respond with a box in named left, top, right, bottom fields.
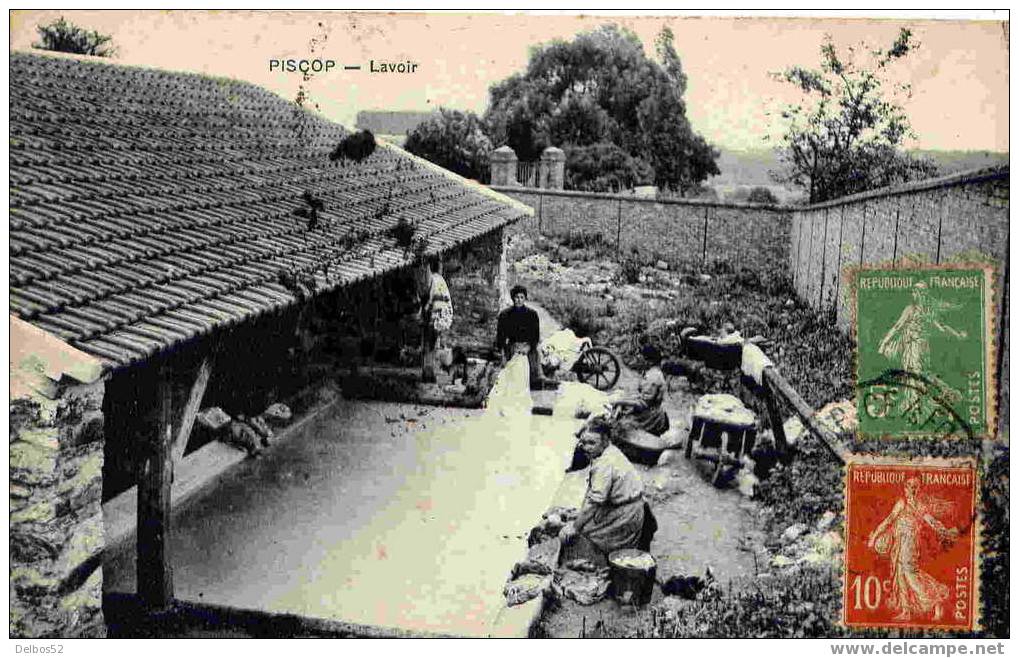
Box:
left=10, top=317, right=107, bottom=638
left=443, top=228, right=506, bottom=352
left=492, top=186, right=791, bottom=273
left=789, top=166, right=1009, bottom=435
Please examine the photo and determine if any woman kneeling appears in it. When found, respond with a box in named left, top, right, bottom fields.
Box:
left=559, top=416, right=653, bottom=565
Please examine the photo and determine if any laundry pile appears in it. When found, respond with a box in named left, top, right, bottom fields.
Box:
left=551, top=382, right=618, bottom=420
left=527, top=506, right=578, bottom=546
left=503, top=537, right=559, bottom=607
left=503, top=506, right=617, bottom=608
left=539, top=328, right=592, bottom=373
left=197, top=402, right=293, bottom=457
left=552, top=559, right=611, bottom=605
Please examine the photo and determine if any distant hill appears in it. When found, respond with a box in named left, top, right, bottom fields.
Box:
left=710, top=147, right=1009, bottom=187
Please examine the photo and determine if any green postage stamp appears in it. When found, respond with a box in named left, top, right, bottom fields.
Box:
left=853, top=264, right=997, bottom=440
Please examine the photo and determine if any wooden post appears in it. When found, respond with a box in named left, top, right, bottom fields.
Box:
left=760, top=381, right=792, bottom=465
left=171, top=356, right=213, bottom=464
left=138, top=363, right=174, bottom=608
left=615, top=198, right=623, bottom=257
left=701, top=207, right=709, bottom=267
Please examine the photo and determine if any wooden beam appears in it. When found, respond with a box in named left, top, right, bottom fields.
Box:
left=762, top=366, right=848, bottom=463
left=172, top=357, right=213, bottom=464
left=137, top=363, right=174, bottom=608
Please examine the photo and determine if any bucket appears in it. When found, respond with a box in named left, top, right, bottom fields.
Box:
left=608, top=549, right=656, bottom=606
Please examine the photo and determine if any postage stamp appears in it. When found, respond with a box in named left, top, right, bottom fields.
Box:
left=852, top=264, right=996, bottom=440
left=842, top=457, right=979, bottom=631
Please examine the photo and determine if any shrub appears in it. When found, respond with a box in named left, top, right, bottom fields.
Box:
left=404, top=108, right=492, bottom=182
left=747, top=186, right=780, bottom=205
left=554, top=291, right=605, bottom=339
left=33, top=16, right=116, bottom=57
left=387, top=215, right=416, bottom=248
left=618, top=252, right=643, bottom=285
left=563, top=142, right=654, bottom=193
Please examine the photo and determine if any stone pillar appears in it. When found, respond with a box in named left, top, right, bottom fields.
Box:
left=10, top=317, right=106, bottom=638
left=540, top=146, right=566, bottom=190
left=490, top=145, right=518, bottom=187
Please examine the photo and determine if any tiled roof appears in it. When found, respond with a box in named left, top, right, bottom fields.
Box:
left=9, top=52, right=529, bottom=370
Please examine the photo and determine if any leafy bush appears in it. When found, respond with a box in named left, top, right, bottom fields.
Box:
left=404, top=108, right=493, bottom=182
left=387, top=215, right=417, bottom=248
left=563, top=142, right=654, bottom=193
left=746, top=186, right=779, bottom=204
left=33, top=16, right=116, bottom=57
left=540, top=289, right=607, bottom=339
left=618, top=251, right=643, bottom=285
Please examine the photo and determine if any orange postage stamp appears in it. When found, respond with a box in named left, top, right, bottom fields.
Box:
left=843, top=457, right=979, bottom=631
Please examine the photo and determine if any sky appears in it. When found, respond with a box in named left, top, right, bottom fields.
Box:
left=8, top=10, right=1010, bottom=152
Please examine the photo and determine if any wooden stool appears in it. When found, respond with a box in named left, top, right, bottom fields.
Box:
left=686, top=394, right=758, bottom=486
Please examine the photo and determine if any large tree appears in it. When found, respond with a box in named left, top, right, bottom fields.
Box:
left=772, top=29, right=938, bottom=204
left=485, top=24, right=719, bottom=194
left=404, top=108, right=494, bottom=182
left=33, top=16, right=116, bottom=57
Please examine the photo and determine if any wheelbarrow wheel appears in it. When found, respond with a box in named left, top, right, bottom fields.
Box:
left=574, top=346, right=621, bottom=391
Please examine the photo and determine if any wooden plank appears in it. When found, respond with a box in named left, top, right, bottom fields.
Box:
left=137, top=363, right=174, bottom=608
left=171, top=356, right=213, bottom=464
left=762, top=366, right=847, bottom=463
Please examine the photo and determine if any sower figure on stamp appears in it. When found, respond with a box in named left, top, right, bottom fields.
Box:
left=866, top=477, right=960, bottom=623
left=495, top=285, right=547, bottom=390
left=878, top=281, right=967, bottom=418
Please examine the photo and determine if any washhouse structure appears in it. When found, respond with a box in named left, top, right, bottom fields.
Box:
left=9, top=51, right=530, bottom=638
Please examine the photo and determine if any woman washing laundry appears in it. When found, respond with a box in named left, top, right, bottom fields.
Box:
left=611, top=343, right=670, bottom=437
left=559, top=416, right=657, bottom=564
left=565, top=342, right=670, bottom=472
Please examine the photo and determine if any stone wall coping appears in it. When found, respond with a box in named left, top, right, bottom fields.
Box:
left=493, top=165, right=1007, bottom=214
left=10, top=315, right=103, bottom=400
left=489, top=185, right=788, bottom=212
left=795, top=165, right=1009, bottom=212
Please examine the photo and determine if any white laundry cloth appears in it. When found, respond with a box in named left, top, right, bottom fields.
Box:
left=540, top=329, right=592, bottom=372
left=552, top=381, right=615, bottom=419
left=485, top=353, right=533, bottom=418
left=740, top=343, right=774, bottom=387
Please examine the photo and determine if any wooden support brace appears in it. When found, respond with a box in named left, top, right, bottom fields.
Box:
left=137, top=363, right=175, bottom=609
left=172, top=356, right=214, bottom=464
left=762, top=366, right=848, bottom=464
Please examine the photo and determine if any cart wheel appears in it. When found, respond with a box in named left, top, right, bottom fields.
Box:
left=575, top=347, right=621, bottom=391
